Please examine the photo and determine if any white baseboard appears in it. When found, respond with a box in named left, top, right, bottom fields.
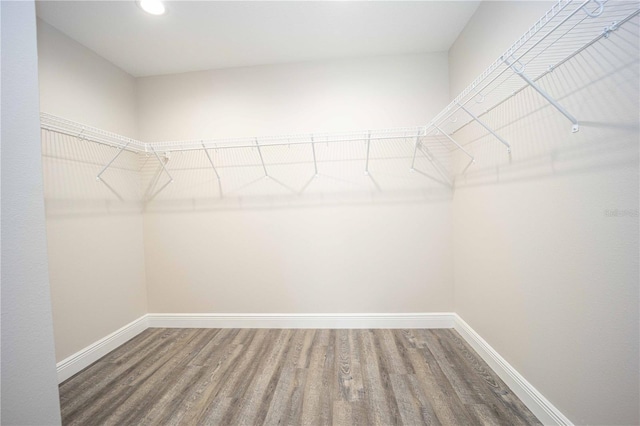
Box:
left=453, top=314, right=572, bottom=426
left=56, top=315, right=148, bottom=383
left=146, top=312, right=455, bottom=329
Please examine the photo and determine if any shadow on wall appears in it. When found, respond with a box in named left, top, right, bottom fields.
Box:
left=450, top=21, right=640, bottom=188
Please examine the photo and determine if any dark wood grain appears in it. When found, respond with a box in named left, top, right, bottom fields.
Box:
left=59, top=328, right=541, bottom=426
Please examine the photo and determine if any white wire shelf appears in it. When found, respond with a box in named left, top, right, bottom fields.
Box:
left=40, top=112, right=427, bottom=153
left=40, top=112, right=146, bottom=153
left=41, top=114, right=449, bottom=199
left=150, top=127, right=429, bottom=152
left=423, top=0, right=640, bottom=162
left=40, top=0, right=639, bottom=200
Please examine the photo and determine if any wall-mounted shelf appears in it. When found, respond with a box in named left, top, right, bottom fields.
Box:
left=40, top=0, right=639, bottom=201
left=41, top=114, right=452, bottom=201
left=417, top=0, right=640, bottom=172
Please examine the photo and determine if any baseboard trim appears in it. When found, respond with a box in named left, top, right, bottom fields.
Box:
left=146, top=312, right=455, bottom=329
left=56, top=315, right=148, bottom=383
left=453, top=314, right=572, bottom=426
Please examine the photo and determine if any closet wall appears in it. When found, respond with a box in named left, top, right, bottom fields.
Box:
left=37, top=20, right=137, bottom=137
left=37, top=20, right=147, bottom=362
left=136, top=54, right=455, bottom=314
left=449, top=2, right=639, bottom=424
left=1, top=3, right=62, bottom=423
left=37, top=19, right=454, bottom=356
left=137, top=54, right=448, bottom=140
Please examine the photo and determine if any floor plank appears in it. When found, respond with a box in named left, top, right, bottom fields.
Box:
left=59, top=328, right=542, bottom=425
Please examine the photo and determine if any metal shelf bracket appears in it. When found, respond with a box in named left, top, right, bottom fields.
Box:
left=311, top=135, right=319, bottom=177
left=202, top=142, right=223, bottom=198
left=431, top=123, right=475, bottom=175
left=364, top=131, right=371, bottom=175
left=144, top=147, right=174, bottom=202
left=457, top=103, right=512, bottom=153
left=505, top=56, right=580, bottom=132
left=255, top=138, right=269, bottom=178
left=96, top=141, right=131, bottom=181
left=417, top=143, right=453, bottom=187
left=410, top=132, right=421, bottom=172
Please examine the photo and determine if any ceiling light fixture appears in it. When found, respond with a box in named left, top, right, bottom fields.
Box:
left=138, top=0, right=166, bottom=16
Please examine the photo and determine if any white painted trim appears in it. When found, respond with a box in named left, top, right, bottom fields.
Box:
left=56, top=315, right=149, bottom=383
left=453, top=314, right=573, bottom=426
left=146, top=312, right=455, bottom=329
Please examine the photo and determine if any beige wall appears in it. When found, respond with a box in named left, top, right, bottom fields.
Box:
left=37, top=20, right=137, bottom=138
left=136, top=53, right=448, bottom=140
left=137, top=53, right=454, bottom=314
left=37, top=6, right=640, bottom=424
left=145, top=204, right=453, bottom=313
left=38, top=28, right=454, bottom=358
left=449, top=2, right=639, bottom=424
left=37, top=20, right=147, bottom=362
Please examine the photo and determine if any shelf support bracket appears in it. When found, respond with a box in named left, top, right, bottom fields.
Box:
left=96, top=141, right=131, bottom=181
left=432, top=124, right=475, bottom=160
left=505, top=58, right=579, bottom=132
left=457, top=103, right=511, bottom=153
left=144, top=147, right=174, bottom=202
left=151, top=147, right=174, bottom=183
left=364, top=131, right=371, bottom=175
left=417, top=144, right=453, bottom=187
left=202, top=143, right=223, bottom=198
left=310, top=135, right=319, bottom=177
left=432, top=124, right=475, bottom=176
left=410, top=132, right=421, bottom=171
left=255, top=138, right=268, bottom=178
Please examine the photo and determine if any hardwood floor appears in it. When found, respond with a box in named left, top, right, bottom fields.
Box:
left=59, top=328, right=541, bottom=425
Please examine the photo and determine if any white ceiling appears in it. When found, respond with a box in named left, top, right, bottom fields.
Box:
left=36, top=1, right=480, bottom=77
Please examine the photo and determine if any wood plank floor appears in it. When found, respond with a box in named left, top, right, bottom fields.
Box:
left=59, top=328, right=541, bottom=425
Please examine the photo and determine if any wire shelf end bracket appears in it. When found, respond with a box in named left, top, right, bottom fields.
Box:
left=504, top=56, right=580, bottom=133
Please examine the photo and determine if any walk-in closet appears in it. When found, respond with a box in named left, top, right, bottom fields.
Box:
left=1, top=1, right=638, bottom=425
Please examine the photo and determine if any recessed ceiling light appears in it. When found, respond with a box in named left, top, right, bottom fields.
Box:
left=138, top=0, right=166, bottom=16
